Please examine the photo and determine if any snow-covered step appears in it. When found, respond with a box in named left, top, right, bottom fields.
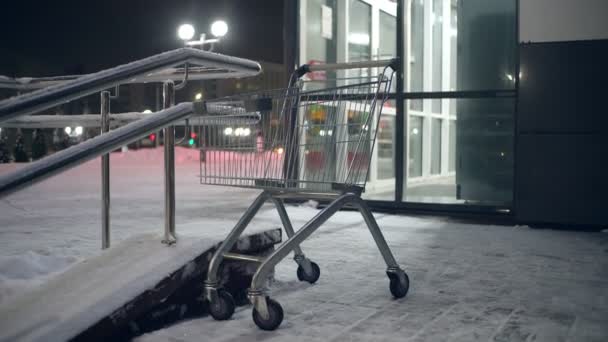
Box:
left=0, top=229, right=281, bottom=342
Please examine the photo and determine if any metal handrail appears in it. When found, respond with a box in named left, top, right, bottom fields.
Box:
left=0, top=111, right=258, bottom=129
left=0, top=102, right=193, bottom=198
left=0, top=47, right=261, bottom=123
left=0, top=49, right=262, bottom=248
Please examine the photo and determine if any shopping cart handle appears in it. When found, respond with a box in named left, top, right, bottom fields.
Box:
left=295, top=58, right=399, bottom=78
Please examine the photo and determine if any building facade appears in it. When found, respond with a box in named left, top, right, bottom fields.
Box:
left=286, top=0, right=608, bottom=226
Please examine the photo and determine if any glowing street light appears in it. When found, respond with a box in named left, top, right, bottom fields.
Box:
left=210, top=20, right=228, bottom=38
left=178, top=21, right=228, bottom=51
left=194, top=93, right=203, bottom=100
left=142, top=109, right=153, bottom=114
left=178, top=24, right=196, bottom=41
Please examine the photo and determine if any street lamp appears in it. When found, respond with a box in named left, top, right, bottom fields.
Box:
left=210, top=20, right=228, bottom=38
left=177, top=24, right=196, bottom=41
left=178, top=20, right=228, bottom=51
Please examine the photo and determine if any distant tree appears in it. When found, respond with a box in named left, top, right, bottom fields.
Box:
left=0, top=136, right=10, bottom=163
left=13, top=134, right=28, bottom=162
left=31, top=129, right=48, bottom=160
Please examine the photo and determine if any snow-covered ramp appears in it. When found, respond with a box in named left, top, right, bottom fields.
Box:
left=0, top=228, right=281, bottom=342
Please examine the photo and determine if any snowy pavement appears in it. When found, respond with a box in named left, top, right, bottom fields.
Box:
left=2, top=147, right=608, bottom=341
left=136, top=210, right=608, bottom=342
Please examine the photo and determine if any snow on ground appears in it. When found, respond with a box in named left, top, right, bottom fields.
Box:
left=138, top=218, right=608, bottom=342
left=2, top=147, right=608, bottom=341
left=0, top=147, right=260, bottom=304
left=136, top=210, right=608, bottom=342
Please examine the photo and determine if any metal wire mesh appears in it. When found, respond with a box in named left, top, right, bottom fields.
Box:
left=195, top=68, right=394, bottom=194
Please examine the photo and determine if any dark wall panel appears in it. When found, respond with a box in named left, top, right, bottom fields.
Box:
left=517, top=134, right=608, bottom=225
left=516, top=40, right=608, bottom=226
left=519, top=41, right=608, bottom=134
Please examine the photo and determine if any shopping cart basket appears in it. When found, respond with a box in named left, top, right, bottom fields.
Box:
left=193, top=59, right=409, bottom=330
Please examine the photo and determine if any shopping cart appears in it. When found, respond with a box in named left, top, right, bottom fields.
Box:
left=193, top=59, right=409, bottom=331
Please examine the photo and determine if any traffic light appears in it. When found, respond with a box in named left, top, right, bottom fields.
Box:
left=189, top=131, right=197, bottom=146
left=149, top=133, right=156, bottom=142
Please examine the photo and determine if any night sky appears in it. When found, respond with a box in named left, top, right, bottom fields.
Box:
left=0, top=0, right=284, bottom=77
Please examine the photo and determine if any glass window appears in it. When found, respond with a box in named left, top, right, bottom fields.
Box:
left=409, top=0, right=424, bottom=111
left=455, top=0, right=517, bottom=91
left=377, top=115, right=395, bottom=179
left=296, top=0, right=517, bottom=209
left=408, top=115, right=423, bottom=178
left=379, top=10, right=397, bottom=92
left=379, top=10, right=396, bottom=60
left=406, top=0, right=517, bottom=92
left=349, top=0, right=372, bottom=63
left=431, top=0, right=443, bottom=113
left=363, top=99, right=396, bottom=201
left=301, top=0, right=337, bottom=90
left=305, top=0, right=337, bottom=64
left=449, top=119, right=456, bottom=172
left=431, top=118, right=442, bottom=174
left=449, top=0, right=457, bottom=91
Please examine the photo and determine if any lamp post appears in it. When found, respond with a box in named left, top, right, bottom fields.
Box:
left=177, top=20, right=228, bottom=51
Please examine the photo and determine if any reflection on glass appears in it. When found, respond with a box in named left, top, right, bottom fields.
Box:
left=431, top=0, right=442, bottom=113
left=450, top=0, right=458, bottom=92
left=363, top=100, right=396, bottom=201
left=449, top=1, right=458, bottom=116
left=305, top=0, right=336, bottom=63
left=456, top=0, right=517, bottom=91
left=405, top=98, right=514, bottom=206
left=408, top=116, right=423, bottom=178
left=405, top=0, right=516, bottom=92
left=302, top=0, right=337, bottom=90
left=379, top=11, right=396, bottom=59
left=379, top=10, right=397, bottom=92
left=377, top=115, right=395, bottom=179
left=410, top=0, right=424, bottom=111
left=449, top=119, right=456, bottom=172
left=302, top=104, right=336, bottom=188
left=349, top=0, right=371, bottom=65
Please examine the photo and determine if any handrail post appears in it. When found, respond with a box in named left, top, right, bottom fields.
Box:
left=162, top=81, right=177, bottom=245
left=101, top=91, right=111, bottom=249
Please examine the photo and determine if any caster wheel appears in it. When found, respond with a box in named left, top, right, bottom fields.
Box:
left=297, top=261, right=320, bottom=284
left=252, top=297, right=284, bottom=331
left=388, top=270, right=410, bottom=299
left=209, top=289, right=235, bottom=321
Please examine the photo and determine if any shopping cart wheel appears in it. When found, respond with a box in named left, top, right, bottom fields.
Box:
left=252, top=297, right=284, bottom=331
left=297, top=261, right=321, bottom=284
left=209, top=289, right=235, bottom=321
left=387, top=270, right=410, bottom=299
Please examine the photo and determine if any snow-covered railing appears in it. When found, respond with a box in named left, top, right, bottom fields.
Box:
left=1, top=112, right=261, bottom=129
left=0, top=112, right=160, bottom=129
left=0, top=48, right=261, bottom=124
left=0, top=48, right=262, bottom=249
